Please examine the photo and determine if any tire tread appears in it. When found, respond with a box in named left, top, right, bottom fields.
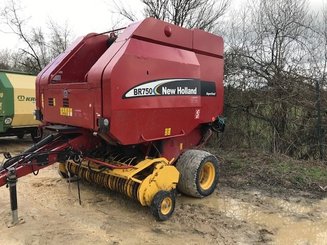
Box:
left=176, top=150, right=219, bottom=198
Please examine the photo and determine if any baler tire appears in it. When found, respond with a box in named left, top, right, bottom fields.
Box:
left=176, top=150, right=219, bottom=198
left=150, top=190, right=175, bottom=221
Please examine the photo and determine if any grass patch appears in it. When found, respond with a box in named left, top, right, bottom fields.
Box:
left=208, top=148, right=327, bottom=196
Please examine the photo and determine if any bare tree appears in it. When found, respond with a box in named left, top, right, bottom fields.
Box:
left=1, top=0, right=43, bottom=71
left=0, top=0, right=71, bottom=73
left=223, top=0, right=323, bottom=157
left=48, top=20, right=71, bottom=58
left=0, top=49, right=13, bottom=70
left=113, top=0, right=230, bottom=31
left=305, top=6, right=327, bottom=159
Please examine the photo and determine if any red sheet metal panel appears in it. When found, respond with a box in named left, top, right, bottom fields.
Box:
left=36, top=18, right=224, bottom=146
left=132, top=18, right=193, bottom=50
left=192, top=29, right=224, bottom=57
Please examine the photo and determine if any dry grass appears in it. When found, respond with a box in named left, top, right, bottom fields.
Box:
left=207, top=147, right=327, bottom=198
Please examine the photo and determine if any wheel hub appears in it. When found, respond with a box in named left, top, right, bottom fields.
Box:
left=160, top=197, right=172, bottom=215
left=199, top=161, right=215, bottom=190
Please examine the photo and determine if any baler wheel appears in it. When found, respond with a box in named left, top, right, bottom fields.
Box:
left=176, top=150, right=219, bottom=198
left=151, top=190, right=176, bottom=221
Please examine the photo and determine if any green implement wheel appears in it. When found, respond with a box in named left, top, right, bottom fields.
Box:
left=16, top=133, right=24, bottom=139
left=176, top=149, right=219, bottom=198
left=31, top=127, right=43, bottom=143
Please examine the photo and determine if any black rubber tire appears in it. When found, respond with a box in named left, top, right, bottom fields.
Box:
left=16, top=133, right=24, bottom=139
left=176, top=149, right=219, bottom=198
left=150, top=190, right=176, bottom=221
left=31, top=127, right=43, bottom=143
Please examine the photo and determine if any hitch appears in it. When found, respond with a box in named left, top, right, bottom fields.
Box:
left=6, top=168, right=24, bottom=227
left=0, top=129, right=97, bottom=226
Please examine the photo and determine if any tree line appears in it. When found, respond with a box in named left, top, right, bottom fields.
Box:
left=223, top=0, right=327, bottom=160
left=1, top=0, right=326, bottom=160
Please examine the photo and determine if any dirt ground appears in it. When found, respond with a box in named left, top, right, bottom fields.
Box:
left=0, top=137, right=326, bottom=245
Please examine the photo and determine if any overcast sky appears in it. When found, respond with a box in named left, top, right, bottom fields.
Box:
left=0, top=0, right=326, bottom=50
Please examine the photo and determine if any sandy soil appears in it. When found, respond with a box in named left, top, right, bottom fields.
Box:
left=0, top=137, right=326, bottom=245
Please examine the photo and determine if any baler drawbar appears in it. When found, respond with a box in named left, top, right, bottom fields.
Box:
left=0, top=17, right=224, bottom=224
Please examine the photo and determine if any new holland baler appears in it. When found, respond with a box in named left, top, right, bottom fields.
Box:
left=0, top=18, right=224, bottom=223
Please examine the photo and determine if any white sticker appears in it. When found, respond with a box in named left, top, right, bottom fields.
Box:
left=195, top=109, right=200, bottom=119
